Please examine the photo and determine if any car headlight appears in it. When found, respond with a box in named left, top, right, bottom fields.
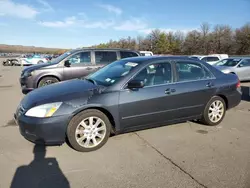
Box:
left=25, top=102, right=62, bottom=118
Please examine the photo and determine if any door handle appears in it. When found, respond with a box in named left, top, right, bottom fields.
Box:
left=165, top=88, right=176, bottom=95
left=86, top=67, right=93, bottom=70
left=206, top=82, right=214, bottom=87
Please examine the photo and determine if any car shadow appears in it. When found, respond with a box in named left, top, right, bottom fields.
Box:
left=10, top=142, right=70, bottom=188
left=241, top=86, right=250, bottom=102
left=3, top=119, right=17, bottom=127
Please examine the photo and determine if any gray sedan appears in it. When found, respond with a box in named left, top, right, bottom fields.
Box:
left=214, top=58, right=250, bottom=81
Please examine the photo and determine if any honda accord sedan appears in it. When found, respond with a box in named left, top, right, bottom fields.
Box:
left=14, top=56, right=242, bottom=152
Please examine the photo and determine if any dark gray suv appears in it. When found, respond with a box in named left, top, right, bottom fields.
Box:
left=20, top=48, right=140, bottom=94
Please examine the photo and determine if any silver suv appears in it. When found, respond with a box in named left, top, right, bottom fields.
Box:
left=20, top=48, right=140, bottom=94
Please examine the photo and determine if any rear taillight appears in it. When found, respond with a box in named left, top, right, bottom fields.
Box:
left=236, top=80, right=240, bottom=88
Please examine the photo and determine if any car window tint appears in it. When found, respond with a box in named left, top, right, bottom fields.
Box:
left=206, top=57, right=219, bottom=61
left=69, top=52, right=91, bottom=64
left=120, top=51, right=139, bottom=59
left=190, top=56, right=199, bottom=60
left=239, top=59, right=250, bottom=67
left=132, top=62, right=172, bottom=86
left=176, top=61, right=210, bottom=82
left=201, top=57, right=207, bottom=61
left=215, top=58, right=241, bottom=66
left=95, top=51, right=117, bottom=64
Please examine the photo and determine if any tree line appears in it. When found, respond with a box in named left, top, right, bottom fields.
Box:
left=0, top=44, right=68, bottom=54
left=92, top=23, right=250, bottom=55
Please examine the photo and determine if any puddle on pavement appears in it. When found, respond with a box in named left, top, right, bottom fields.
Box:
left=196, top=130, right=208, bottom=134
left=3, top=119, right=17, bottom=127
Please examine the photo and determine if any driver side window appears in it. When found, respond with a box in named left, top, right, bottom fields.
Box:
left=69, top=52, right=91, bottom=64
left=239, top=59, right=250, bottom=67
left=131, top=62, right=172, bottom=87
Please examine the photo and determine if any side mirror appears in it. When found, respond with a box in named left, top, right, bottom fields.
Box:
left=238, top=63, right=244, bottom=68
left=64, top=60, right=71, bottom=67
left=127, top=80, right=145, bottom=89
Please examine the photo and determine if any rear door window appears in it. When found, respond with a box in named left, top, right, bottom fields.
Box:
left=95, top=51, right=117, bottom=65
left=201, top=57, right=207, bottom=61
left=175, top=61, right=213, bottom=82
left=239, top=59, right=250, bottom=67
left=206, top=57, right=219, bottom=62
left=120, top=51, right=139, bottom=59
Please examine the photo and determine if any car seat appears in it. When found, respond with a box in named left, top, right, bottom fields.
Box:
left=190, top=67, right=204, bottom=79
left=149, top=64, right=171, bottom=85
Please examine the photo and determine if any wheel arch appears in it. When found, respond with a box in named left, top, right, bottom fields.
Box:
left=216, top=94, right=228, bottom=109
left=36, top=75, right=61, bottom=88
left=72, top=106, right=116, bottom=134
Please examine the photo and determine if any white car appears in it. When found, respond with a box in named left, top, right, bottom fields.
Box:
left=189, top=54, right=229, bottom=65
left=140, top=51, right=154, bottom=56
left=15, top=55, right=48, bottom=66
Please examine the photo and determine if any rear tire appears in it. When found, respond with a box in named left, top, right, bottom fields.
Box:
left=67, top=109, right=111, bottom=152
left=38, top=76, right=59, bottom=87
left=200, top=96, right=226, bottom=126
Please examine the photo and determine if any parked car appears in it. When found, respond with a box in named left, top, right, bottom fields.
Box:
left=2, top=58, right=13, bottom=66
left=189, top=54, right=229, bottom=65
left=19, top=48, right=141, bottom=94
left=140, top=51, right=154, bottom=56
left=45, top=55, right=53, bottom=61
left=213, top=57, right=250, bottom=81
left=2, top=55, right=25, bottom=66
left=15, top=56, right=241, bottom=152
left=13, top=54, right=49, bottom=66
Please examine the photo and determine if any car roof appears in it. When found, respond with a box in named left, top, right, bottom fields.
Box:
left=70, top=48, right=139, bottom=53
left=118, top=55, right=199, bottom=62
left=223, top=57, right=250, bottom=60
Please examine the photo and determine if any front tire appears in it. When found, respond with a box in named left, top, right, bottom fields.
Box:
left=11, top=60, right=18, bottom=66
left=38, top=76, right=59, bottom=87
left=200, top=96, right=226, bottom=126
left=67, top=110, right=111, bottom=152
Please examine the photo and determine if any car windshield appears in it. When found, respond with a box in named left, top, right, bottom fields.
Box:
left=215, top=58, right=241, bottom=66
left=87, top=60, right=141, bottom=86
left=50, top=50, right=73, bottom=63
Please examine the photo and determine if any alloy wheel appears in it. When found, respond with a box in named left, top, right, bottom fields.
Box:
left=208, top=100, right=224, bottom=123
left=75, top=116, right=106, bottom=148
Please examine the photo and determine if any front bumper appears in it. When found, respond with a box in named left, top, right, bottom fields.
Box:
left=20, top=77, right=34, bottom=94
left=14, top=113, right=71, bottom=145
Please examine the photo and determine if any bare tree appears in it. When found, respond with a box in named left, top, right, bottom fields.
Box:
left=200, top=22, right=210, bottom=54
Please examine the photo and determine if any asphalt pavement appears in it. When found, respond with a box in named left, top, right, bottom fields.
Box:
left=0, top=59, right=250, bottom=188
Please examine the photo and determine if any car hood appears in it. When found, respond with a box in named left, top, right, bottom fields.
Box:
left=22, top=62, right=57, bottom=72
left=20, top=79, right=105, bottom=109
